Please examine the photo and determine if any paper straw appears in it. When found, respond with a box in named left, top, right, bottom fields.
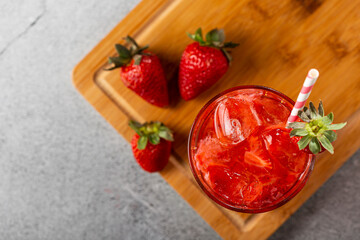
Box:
left=287, top=69, right=319, bottom=125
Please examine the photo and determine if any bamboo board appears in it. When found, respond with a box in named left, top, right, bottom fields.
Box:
left=72, top=0, right=360, bottom=239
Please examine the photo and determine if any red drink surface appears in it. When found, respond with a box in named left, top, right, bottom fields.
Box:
left=189, top=87, right=314, bottom=212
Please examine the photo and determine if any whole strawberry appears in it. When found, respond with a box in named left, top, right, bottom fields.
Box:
left=178, top=28, right=239, bottom=100
left=289, top=101, right=346, bottom=154
left=106, top=36, right=169, bottom=107
left=129, top=120, right=174, bottom=173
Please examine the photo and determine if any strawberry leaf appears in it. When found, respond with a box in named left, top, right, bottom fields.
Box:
left=135, top=45, right=149, bottom=54
left=149, top=134, right=160, bottom=145
left=217, top=29, right=225, bottom=43
left=105, top=36, right=150, bottom=70
left=195, top=28, right=203, bottom=38
left=309, top=102, right=318, bottom=118
left=159, top=131, right=173, bottom=141
left=137, top=136, right=148, bottom=150
left=323, top=112, right=334, bottom=125
left=327, top=122, right=347, bottom=130
left=129, top=120, right=143, bottom=135
left=106, top=56, right=131, bottom=70
left=115, top=44, right=131, bottom=59
left=303, top=106, right=312, bottom=118
left=189, top=27, right=238, bottom=62
left=130, top=120, right=173, bottom=150
left=159, top=126, right=174, bottom=141
left=186, top=32, right=193, bottom=40
left=323, top=130, right=337, bottom=142
left=105, top=58, right=121, bottom=71
left=290, top=129, right=308, bottom=137
left=187, top=28, right=206, bottom=45
left=298, top=110, right=311, bottom=122
left=205, top=28, right=225, bottom=46
left=318, top=135, right=334, bottom=154
left=309, top=138, right=321, bottom=154
left=298, top=135, right=312, bottom=150
left=195, top=28, right=205, bottom=44
left=108, top=56, right=122, bottom=66
left=223, top=42, right=240, bottom=48
left=124, top=36, right=139, bottom=48
left=288, top=122, right=306, bottom=129
left=221, top=49, right=232, bottom=62
left=318, top=100, right=324, bottom=117
left=133, top=55, right=142, bottom=65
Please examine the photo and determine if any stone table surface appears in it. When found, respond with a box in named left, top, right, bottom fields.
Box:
left=1, top=0, right=359, bottom=239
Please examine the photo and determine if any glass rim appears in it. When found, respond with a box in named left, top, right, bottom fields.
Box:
left=187, top=85, right=316, bottom=213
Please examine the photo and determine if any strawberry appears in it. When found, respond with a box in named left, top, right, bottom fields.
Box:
left=106, top=36, right=169, bottom=107
left=178, top=28, right=239, bottom=100
left=129, top=120, right=174, bottom=173
left=288, top=101, right=347, bottom=154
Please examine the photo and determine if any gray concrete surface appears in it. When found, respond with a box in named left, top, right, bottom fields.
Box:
left=0, top=0, right=358, bottom=239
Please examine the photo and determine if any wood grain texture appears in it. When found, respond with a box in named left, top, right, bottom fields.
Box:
left=73, top=0, right=360, bottom=239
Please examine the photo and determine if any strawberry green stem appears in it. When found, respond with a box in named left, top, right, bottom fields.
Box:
left=289, top=101, right=346, bottom=154
left=187, top=27, right=239, bottom=63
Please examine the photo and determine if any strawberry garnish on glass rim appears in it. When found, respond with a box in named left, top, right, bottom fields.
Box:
left=288, top=101, right=347, bottom=154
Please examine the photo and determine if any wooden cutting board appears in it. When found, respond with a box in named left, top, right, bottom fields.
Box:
left=72, top=0, right=360, bottom=239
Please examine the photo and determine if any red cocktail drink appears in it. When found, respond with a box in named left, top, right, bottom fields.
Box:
left=188, top=86, right=315, bottom=213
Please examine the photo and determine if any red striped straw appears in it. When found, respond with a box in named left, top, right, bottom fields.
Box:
left=287, top=69, right=319, bottom=125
